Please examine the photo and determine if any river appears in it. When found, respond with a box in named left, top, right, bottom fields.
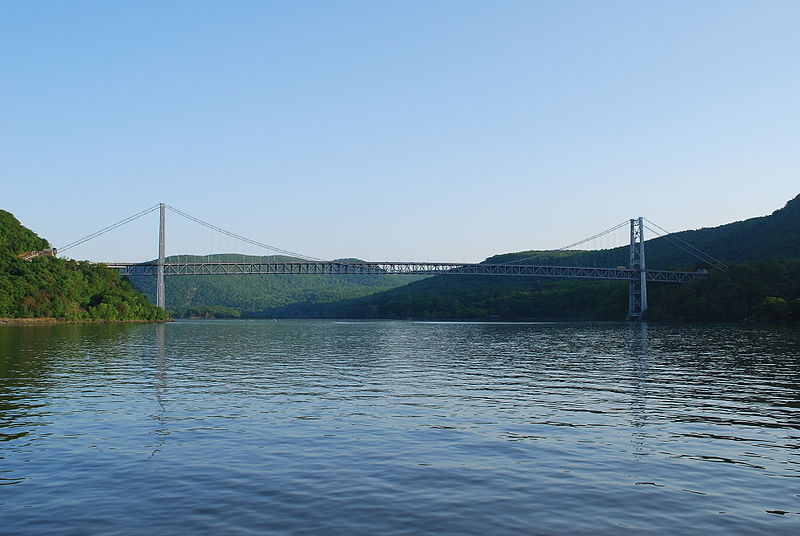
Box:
left=1, top=320, right=798, bottom=534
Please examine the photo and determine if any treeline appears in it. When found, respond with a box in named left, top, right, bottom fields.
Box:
left=170, top=305, right=241, bottom=319
left=0, top=210, right=167, bottom=322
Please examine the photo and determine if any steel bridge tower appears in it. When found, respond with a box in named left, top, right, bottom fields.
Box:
left=156, top=203, right=166, bottom=309
left=627, top=217, right=647, bottom=320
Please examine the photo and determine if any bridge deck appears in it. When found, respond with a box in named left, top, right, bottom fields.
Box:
left=105, top=261, right=704, bottom=283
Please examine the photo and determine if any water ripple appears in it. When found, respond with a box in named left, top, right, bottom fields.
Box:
left=1, top=320, right=799, bottom=535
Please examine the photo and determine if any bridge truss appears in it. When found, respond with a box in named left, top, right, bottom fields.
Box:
left=108, top=260, right=704, bottom=284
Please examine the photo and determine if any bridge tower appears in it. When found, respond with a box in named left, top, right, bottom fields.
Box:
left=627, top=217, right=647, bottom=320
left=156, top=203, right=166, bottom=309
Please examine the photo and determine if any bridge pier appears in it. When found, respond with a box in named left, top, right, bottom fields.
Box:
left=156, top=203, right=166, bottom=309
left=627, top=217, right=647, bottom=320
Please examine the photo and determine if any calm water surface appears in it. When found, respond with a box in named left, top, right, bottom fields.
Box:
left=1, top=320, right=799, bottom=535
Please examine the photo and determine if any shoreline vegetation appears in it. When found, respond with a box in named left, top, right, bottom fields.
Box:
left=1, top=314, right=792, bottom=327
left=0, top=317, right=167, bottom=326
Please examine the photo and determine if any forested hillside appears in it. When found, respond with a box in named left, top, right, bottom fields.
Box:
left=127, top=254, right=422, bottom=317
left=647, top=260, right=800, bottom=322
left=0, top=210, right=49, bottom=254
left=270, top=194, right=800, bottom=323
left=267, top=276, right=629, bottom=320
left=0, top=210, right=167, bottom=321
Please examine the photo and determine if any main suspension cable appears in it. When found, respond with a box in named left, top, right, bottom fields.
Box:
left=165, top=204, right=324, bottom=262
left=498, top=220, right=630, bottom=265
left=644, top=219, right=728, bottom=271
left=59, top=204, right=161, bottom=253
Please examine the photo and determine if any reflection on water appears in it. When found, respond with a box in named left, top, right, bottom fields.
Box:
left=148, top=323, right=168, bottom=459
left=1, top=320, right=799, bottom=535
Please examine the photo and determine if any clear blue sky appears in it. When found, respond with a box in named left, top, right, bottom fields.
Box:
left=2, top=1, right=798, bottom=262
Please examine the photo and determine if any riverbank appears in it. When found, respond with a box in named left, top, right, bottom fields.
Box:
left=0, top=317, right=169, bottom=326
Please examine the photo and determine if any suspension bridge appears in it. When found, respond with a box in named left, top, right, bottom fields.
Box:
left=58, top=203, right=725, bottom=320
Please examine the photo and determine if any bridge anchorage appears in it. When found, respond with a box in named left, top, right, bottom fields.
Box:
left=63, top=203, right=712, bottom=320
